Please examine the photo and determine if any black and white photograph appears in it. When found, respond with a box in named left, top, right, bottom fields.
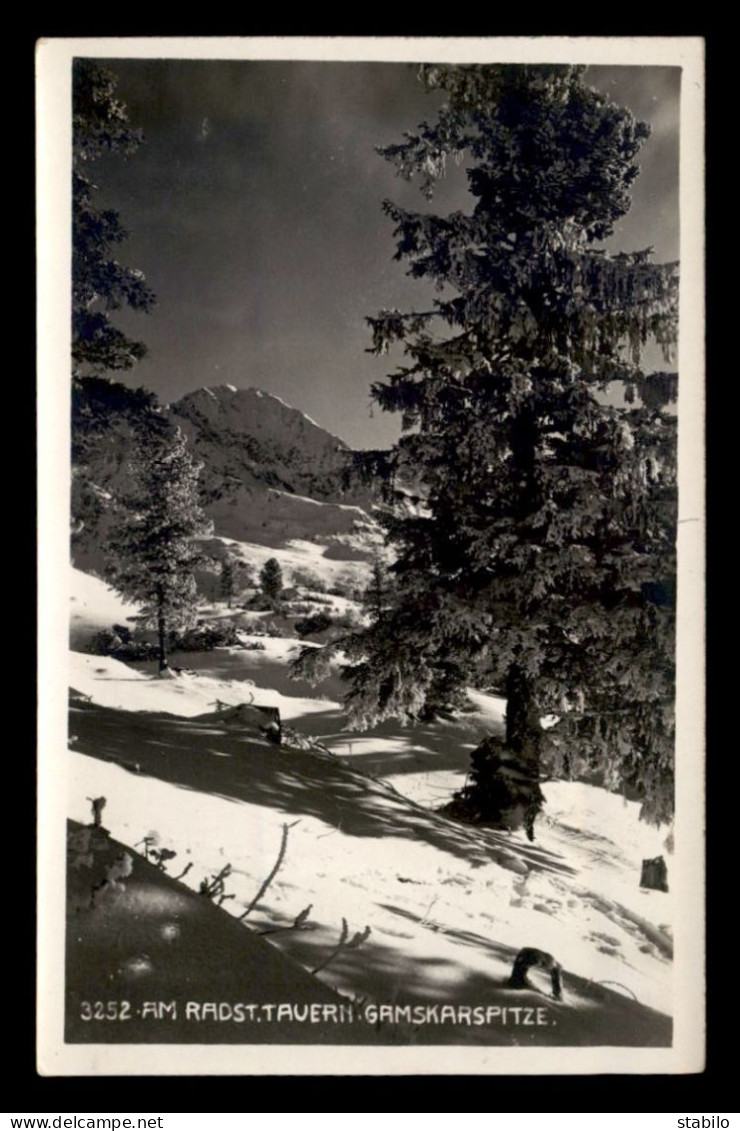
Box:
left=36, top=36, right=705, bottom=1076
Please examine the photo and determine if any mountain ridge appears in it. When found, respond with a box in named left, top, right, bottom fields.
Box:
left=170, top=383, right=355, bottom=504
left=71, top=376, right=384, bottom=569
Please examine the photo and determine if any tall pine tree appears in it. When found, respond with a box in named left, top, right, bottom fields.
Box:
left=106, top=418, right=210, bottom=672
left=71, top=61, right=159, bottom=548
left=72, top=59, right=155, bottom=379
left=342, top=64, right=678, bottom=834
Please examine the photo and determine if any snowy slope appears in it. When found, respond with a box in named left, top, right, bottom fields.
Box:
left=70, top=569, right=140, bottom=649
left=201, top=486, right=381, bottom=555
left=67, top=567, right=673, bottom=1045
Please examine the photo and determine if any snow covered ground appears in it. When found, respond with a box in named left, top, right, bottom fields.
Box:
left=64, top=565, right=674, bottom=1045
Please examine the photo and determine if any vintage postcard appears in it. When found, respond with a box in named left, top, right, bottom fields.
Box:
left=37, top=36, right=705, bottom=1075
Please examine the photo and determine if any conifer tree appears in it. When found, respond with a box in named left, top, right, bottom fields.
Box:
left=260, top=558, right=284, bottom=604
left=217, top=554, right=253, bottom=607
left=220, top=556, right=237, bottom=608
left=71, top=62, right=157, bottom=546
left=72, top=59, right=155, bottom=379
left=106, top=419, right=210, bottom=672
left=363, top=552, right=393, bottom=623
left=70, top=376, right=163, bottom=545
left=342, top=64, right=678, bottom=833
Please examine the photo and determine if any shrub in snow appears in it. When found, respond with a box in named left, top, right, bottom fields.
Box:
left=150, top=846, right=177, bottom=871
left=442, top=734, right=544, bottom=840
left=290, top=568, right=327, bottom=593
left=294, top=611, right=333, bottom=638
left=288, top=592, right=334, bottom=608
left=330, top=609, right=363, bottom=631
left=86, top=627, right=158, bottom=662
left=89, top=795, right=106, bottom=828
left=281, top=726, right=332, bottom=754
left=244, top=591, right=291, bottom=614
left=256, top=615, right=289, bottom=638
left=259, top=904, right=314, bottom=938
left=170, top=620, right=241, bottom=651
left=244, top=592, right=273, bottom=611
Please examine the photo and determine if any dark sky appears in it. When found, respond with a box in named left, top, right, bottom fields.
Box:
left=87, top=60, right=680, bottom=449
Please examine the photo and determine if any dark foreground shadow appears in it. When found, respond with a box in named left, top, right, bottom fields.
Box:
left=66, top=819, right=383, bottom=1045
left=65, top=818, right=672, bottom=1048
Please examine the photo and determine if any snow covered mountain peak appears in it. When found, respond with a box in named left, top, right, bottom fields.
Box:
left=174, top=384, right=350, bottom=456
left=164, top=383, right=378, bottom=545
left=71, top=377, right=382, bottom=567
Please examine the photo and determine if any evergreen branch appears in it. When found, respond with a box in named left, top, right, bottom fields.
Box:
left=550, top=701, right=675, bottom=720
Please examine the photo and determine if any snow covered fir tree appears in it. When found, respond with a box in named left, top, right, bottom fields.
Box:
left=260, top=557, right=285, bottom=604
left=333, top=64, right=679, bottom=837
left=72, top=58, right=155, bottom=378
left=70, top=59, right=162, bottom=548
left=106, top=420, right=211, bottom=672
left=70, top=60, right=208, bottom=671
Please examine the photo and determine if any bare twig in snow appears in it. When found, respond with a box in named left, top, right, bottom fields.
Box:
left=87, top=796, right=106, bottom=828
left=317, top=820, right=342, bottom=838
left=239, top=821, right=299, bottom=921
left=419, top=897, right=438, bottom=927
left=258, top=904, right=314, bottom=936
left=311, top=918, right=371, bottom=975
left=596, top=980, right=639, bottom=1002
left=150, top=847, right=177, bottom=871
left=199, top=863, right=233, bottom=901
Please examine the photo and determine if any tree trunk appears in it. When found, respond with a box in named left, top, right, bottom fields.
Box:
left=505, top=665, right=541, bottom=767
left=156, top=587, right=168, bottom=673
left=505, top=664, right=544, bottom=841
left=451, top=665, right=545, bottom=836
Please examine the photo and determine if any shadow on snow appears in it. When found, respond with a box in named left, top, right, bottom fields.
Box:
left=69, top=694, right=573, bottom=877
